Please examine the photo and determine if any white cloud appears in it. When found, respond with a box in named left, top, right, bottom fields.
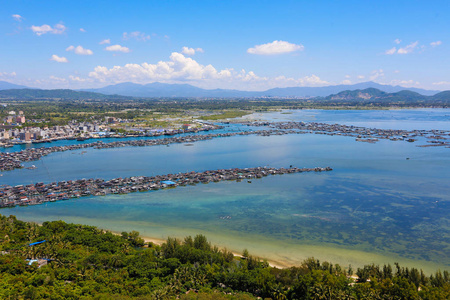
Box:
left=12, top=14, right=23, bottom=22
left=66, top=45, right=93, bottom=55
left=80, top=28, right=86, bottom=32
left=369, top=69, right=384, bottom=81
left=69, top=75, right=87, bottom=82
left=50, top=55, right=68, bottom=63
left=123, top=31, right=150, bottom=41
left=181, top=47, right=204, bottom=56
left=385, top=47, right=397, bottom=55
left=394, top=39, right=401, bottom=44
left=388, top=79, right=419, bottom=87
left=0, top=71, right=17, bottom=79
left=99, top=39, right=111, bottom=45
left=432, top=81, right=450, bottom=86
left=345, top=75, right=351, bottom=78
left=341, top=80, right=352, bottom=85
left=86, top=52, right=328, bottom=90
left=430, top=41, right=442, bottom=47
left=394, top=70, right=400, bottom=73
left=397, top=41, right=418, bottom=54
left=105, top=44, right=130, bottom=53
left=49, top=75, right=67, bottom=83
left=357, top=75, right=365, bottom=79
left=31, top=23, right=66, bottom=36
left=247, top=40, right=304, bottom=55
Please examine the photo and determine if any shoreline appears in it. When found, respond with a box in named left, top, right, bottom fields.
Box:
left=108, top=231, right=285, bottom=268
left=138, top=235, right=286, bottom=269
left=17, top=218, right=449, bottom=274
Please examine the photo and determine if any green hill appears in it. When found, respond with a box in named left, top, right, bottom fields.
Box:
left=432, top=90, right=450, bottom=101
left=324, top=88, right=450, bottom=104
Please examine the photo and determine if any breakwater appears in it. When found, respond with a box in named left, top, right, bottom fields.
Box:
left=0, top=166, right=332, bottom=208
left=238, top=121, right=450, bottom=146
left=0, top=129, right=298, bottom=172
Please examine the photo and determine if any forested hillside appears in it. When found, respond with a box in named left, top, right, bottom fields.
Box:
left=0, top=215, right=448, bottom=299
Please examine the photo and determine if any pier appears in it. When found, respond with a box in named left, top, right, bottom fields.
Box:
left=0, top=166, right=332, bottom=208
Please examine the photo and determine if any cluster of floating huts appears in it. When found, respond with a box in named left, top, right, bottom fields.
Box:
left=1, top=120, right=448, bottom=172
left=0, top=166, right=332, bottom=208
left=239, top=121, right=450, bottom=146
left=0, top=129, right=298, bottom=172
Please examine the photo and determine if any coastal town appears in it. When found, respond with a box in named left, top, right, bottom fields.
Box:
left=0, top=109, right=220, bottom=147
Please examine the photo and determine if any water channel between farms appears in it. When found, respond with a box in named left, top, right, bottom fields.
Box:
left=2, top=109, right=449, bottom=273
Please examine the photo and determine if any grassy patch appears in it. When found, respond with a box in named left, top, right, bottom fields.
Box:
left=199, top=110, right=251, bottom=120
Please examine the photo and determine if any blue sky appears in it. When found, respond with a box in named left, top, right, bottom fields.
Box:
left=0, top=0, right=448, bottom=90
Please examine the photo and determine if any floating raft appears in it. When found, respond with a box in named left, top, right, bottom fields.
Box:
left=0, top=166, right=332, bottom=208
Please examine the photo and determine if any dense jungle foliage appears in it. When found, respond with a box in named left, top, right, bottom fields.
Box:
left=0, top=214, right=448, bottom=299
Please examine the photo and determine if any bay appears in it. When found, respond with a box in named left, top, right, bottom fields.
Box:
left=2, top=109, right=449, bottom=273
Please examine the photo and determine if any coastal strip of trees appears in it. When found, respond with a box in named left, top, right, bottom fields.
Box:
left=0, top=215, right=448, bottom=299
left=0, top=166, right=332, bottom=208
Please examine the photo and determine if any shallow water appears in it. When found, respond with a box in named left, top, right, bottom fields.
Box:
left=2, top=109, right=449, bottom=273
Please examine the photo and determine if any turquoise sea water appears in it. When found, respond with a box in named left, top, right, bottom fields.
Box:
left=1, top=109, right=449, bottom=273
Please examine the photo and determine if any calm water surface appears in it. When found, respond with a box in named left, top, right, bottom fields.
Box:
left=2, top=109, right=449, bottom=273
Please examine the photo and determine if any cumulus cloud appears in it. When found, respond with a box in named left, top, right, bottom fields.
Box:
left=50, top=55, right=68, bottom=63
left=88, top=52, right=227, bottom=82
left=341, top=80, right=352, bottom=85
left=80, top=28, right=86, bottom=32
left=430, top=41, right=442, bottom=47
left=385, top=47, right=397, bottom=55
left=99, top=39, right=111, bottom=45
left=85, top=52, right=328, bottom=90
left=31, top=23, right=66, bottom=36
left=247, top=40, right=304, bottom=55
left=397, top=41, right=418, bottom=54
left=105, top=44, right=130, bottom=53
left=66, top=45, right=93, bottom=55
left=357, top=75, right=365, bottom=79
left=12, top=14, right=23, bottom=22
left=181, top=47, right=204, bottom=56
left=394, top=39, right=401, bottom=44
left=123, top=31, right=150, bottom=41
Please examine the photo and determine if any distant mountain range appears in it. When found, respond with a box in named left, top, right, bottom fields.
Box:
left=0, top=80, right=446, bottom=100
left=80, top=81, right=440, bottom=98
left=0, top=81, right=28, bottom=90
left=0, top=88, right=128, bottom=100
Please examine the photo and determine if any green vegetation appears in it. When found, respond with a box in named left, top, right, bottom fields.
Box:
left=199, top=110, right=251, bottom=120
left=0, top=215, right=448, bottom=299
